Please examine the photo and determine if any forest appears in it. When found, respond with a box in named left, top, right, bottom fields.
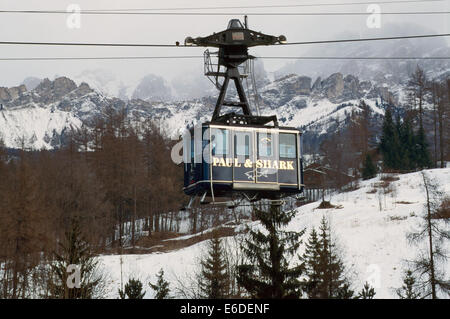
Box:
left=0, top=67, right=449, bottom=299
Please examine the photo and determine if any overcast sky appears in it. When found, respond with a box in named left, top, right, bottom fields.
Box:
left=0, top=0, right=448, bottom=87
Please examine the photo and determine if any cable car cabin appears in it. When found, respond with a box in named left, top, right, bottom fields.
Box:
left=183, top=123, right=304, bottom=201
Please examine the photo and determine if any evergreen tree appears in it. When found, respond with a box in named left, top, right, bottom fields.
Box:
left=199, top=233, right=230, bottom=299
left=317, top=216, right=350, bottom=298
left=237, top=204, right=305, bottom=299
left=396, top=270, right=421, bottom=299
left=149, top=268, right=170, bottom=299
left=414, top=124, right=432, bottom=169
left=379, top=108, right=401, bottom=170
left=398, top=117, right=416, bottom=170
left=336, top=283, right=355, bottom=299
left=357, top=282, right=376, bottom=299
left=300, top=217, right=352, bottom=299
left=47, top=219, right=103, bottom=299
left=119, top=278, right=145, bottom=299
left=361, top=153, right=377, bottom=180
left=300, top=228, right=322, bottom=298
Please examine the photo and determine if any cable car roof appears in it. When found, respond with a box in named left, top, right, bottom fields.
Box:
left=227, top=19, right=244, bottom=30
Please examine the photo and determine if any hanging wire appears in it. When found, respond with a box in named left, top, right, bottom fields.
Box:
left=0, top=0, right=444, bottom=13
left=0, top=33, right=449, bottom=48
left=250, top=59, right=261, bottom=116
left=0, top=56, right=448, bottom=61
left=243, top=60, right=252, bottom=110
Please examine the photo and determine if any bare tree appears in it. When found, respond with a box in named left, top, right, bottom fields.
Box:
left=408, top=65, right=429, bottom=128
left=407, top=172, right=450, bottom=298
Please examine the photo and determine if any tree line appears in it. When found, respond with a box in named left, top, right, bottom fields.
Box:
left=380, top=67, right=449, bottom=172
left=0, top=108, right=185, bottom=298
left=316, top=66, right=449, bottom=193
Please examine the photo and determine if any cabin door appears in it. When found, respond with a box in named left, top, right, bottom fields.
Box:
left=232, top=130, right=255, bottom=183
left=255, top=131, right=278, bottom=184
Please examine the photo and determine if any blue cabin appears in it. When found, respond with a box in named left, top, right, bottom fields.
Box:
left=183, top=123, right=304, bottom=201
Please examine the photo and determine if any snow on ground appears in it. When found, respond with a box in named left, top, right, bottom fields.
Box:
left=288, top=168, right=450, bottom=298
left=97, top=168, right=450, bottom=299
left=99, top=243, right=205, bottom=299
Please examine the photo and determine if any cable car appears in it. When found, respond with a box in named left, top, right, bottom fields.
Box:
left=183, top=123, right=304, bottom=201
left=182, top=18, right=304, bottom=203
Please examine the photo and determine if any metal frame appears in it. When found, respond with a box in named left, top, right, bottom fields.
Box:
left=183, top=19, right=302, bottom=205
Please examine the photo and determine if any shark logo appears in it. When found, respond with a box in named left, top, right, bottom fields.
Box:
left=260, top=137, right=271, bottom=144
left=244, top=168, right=276, bottom=180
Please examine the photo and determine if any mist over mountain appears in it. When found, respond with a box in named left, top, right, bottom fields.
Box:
left=132, top=74, right=173, bottom=102
left=74, top=69, right=135, bottom=101
left=1, top=58, right=447, bottom=153
left=21, top=77, right=42, bottom=91
left=1, top=21, right=448, bottom=154
left=276, top=23, right=450, bottom=83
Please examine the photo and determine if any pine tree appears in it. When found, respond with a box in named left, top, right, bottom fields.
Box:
left=119, top=278, right=145, bottom=299
left=299, top=228, right=322, bottom=298
left=396, top=270, right=421, bottom=299
left=414, top=124, right=432, bottom=169
left=379, top=108, right=401, bottom=170
left=199, top=233, right=230, bottom=299
left=237, top=204, right=305, bottom=299
left=300, top=217, right=352, bottom=299
left=317, top=216, right=350, bottom=298
left=336, top=283, right=355, bottom=299
left=149, top=268, right=170, bottom=299
left=358, top=282, right=376, bottom=299
left=398, top=117, right=415, bottom=170
left=362, top=153, right=377, bottom=180
left=47, top=218, right=103, bottom=299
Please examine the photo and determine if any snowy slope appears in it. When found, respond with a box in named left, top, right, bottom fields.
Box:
left=97, top=168, right=450, bottom=299
left=0, top=104, right=82, bottom=149
left=1, top=66, right=448, bottom=151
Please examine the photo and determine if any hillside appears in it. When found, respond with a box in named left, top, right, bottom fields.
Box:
left=1, top=66, right=447, bottom=153
left=97, top=168, right=450, bottom=299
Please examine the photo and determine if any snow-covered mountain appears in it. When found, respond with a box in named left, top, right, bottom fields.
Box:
left=98, top=168, right=450, bottom=299
left=276, top=23, right=450, bottom=83
left=0, top=62, right=448, bottom=151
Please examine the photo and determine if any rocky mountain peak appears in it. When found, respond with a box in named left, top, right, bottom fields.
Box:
left=74, top=82, right=94, bottom=97
left=0, top=84, right=27, bottom=103
left=321, top=72, right=344, bottom=101
left=33, top=77, right=78, bottom=104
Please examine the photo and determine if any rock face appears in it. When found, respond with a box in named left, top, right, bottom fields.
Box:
left=342, top=75, right=361, bottom=100
left=70, top=82, right=94, bottom=99
left=308, top=73, right=371, bottom=101
left=296, top=76, right=312, bottom=95
left=321, top=73, right=344, bottom=101
left=0, top=87, right=10, bottom=101
left=367, top=86, right=396, bottom=104
left=54, top=77, right=77, bottom=96
left=279, top=75, right=312, bottom=96
left=35, top=77, right=78, bottom=103
left=0, top=85, right=27, bottom=102
left=132, top=74, right=172, bottom=101
left=311, top=77, right=322, bottom=92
